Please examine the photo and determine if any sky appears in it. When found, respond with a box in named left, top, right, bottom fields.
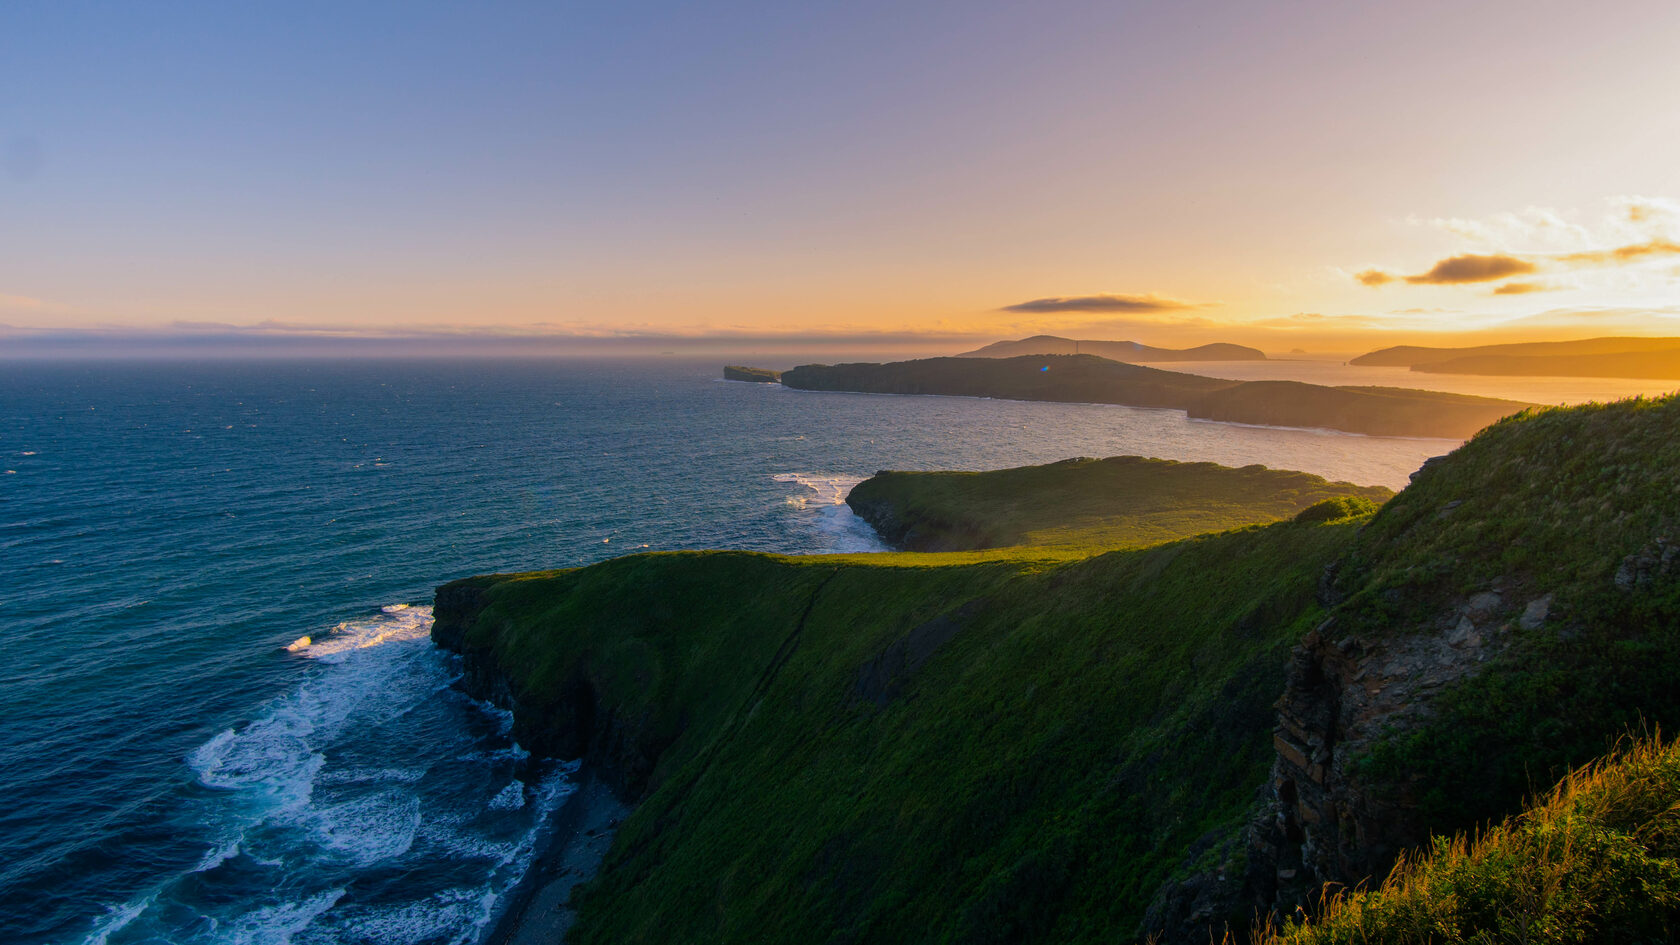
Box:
left=3, top=0, right=1680, bottom=357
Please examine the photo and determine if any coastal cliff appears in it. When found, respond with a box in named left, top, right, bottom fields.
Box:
left=435, top=394, right=1680, bottom=943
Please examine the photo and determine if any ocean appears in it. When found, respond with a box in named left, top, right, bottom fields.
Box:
left=2, top=357, right=1657, bottom=944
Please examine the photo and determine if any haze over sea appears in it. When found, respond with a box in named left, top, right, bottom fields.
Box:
left=3, top=357, right=1670, bottom=945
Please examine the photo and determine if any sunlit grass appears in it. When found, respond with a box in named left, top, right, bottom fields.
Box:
left=1262, top=734, right=1680, bottom=944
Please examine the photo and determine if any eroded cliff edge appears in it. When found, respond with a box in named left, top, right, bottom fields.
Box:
left=1149, top=396, right=1680, bottom=941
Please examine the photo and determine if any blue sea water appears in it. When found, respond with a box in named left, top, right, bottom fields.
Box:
left=0, top=358, right=1456, bottom=944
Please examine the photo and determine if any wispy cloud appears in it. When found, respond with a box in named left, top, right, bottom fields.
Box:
left=0, top=293, right=47, bottom=310
left=1358, top=253, right=1537, bottom=287
left=1490, top=281, right=1556, bottom=296
left=1405, top=253, right=1536, bottom=285
left=1555, top=238, right=1680, bottom=266
left=1360, top=197, right=1680, bottom=291
left=998, top=293, right=1203, bottom=314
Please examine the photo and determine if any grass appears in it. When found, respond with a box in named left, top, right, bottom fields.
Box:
left=446, top=516, right=1362, bottom=943
left=1262, top=734, right=1680, bottom=944
left=437, top=393, right=1680, bottom=943
left=845, top=455, right=1393, bottom=551
left=1327, top=395, right=1680, bottom=836
left=1333, top=394, right=1680, bottom=627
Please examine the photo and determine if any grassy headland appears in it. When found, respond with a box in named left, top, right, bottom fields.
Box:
left=846, top=455, right=1392, bottom=551
left=435, top=393, right=1680, bottom=943
left=438, top=523, right=1355, bottom=944
left=778, top=354, right=1532, bottom=437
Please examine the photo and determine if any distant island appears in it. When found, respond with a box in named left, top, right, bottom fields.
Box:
left=770, top=354, right=1532, bottom=438
left=957, top=334, right=1265, bottom=361
left=723, top=365, right=782, bottom=382
left=1352, top=336, right=1680, bottom=379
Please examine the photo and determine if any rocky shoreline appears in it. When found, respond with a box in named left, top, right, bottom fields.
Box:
left=484, top=770, right=629, bottom=945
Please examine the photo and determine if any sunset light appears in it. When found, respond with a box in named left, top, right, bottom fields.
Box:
left=7, top=4, right=1680, bottom=944
left=5, top=2, right=1679, bottom=357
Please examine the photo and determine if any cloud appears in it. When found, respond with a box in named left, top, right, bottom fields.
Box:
left=1403, top=253, right=1536, bottom=285
left=0, top=293, right=47, bottom=309
left=1491, top=281, right=1556, bottom=295
left=1354, top=254, right=1537, bottom=288
left=1556, top=238, right=1680, bottom=266
left=999, top=293, right=1201, bottom=314
left=1362, top=198, right=1680, bottom=292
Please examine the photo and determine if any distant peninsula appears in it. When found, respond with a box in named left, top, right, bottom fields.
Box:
left=847, top=455, right=1392, bottom=552
left=1352, top=336, right=1680, bottom=379
left=723, top=365, right=782, bottom=383
left=957, top=334, right=1265, bottom=361
left=773, top=354, right=1531, bottom=438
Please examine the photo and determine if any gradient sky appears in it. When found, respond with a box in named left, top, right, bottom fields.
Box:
left=4, top=0, right=1680, bottom=355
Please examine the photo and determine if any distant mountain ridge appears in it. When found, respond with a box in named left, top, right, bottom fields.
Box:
left=1352, top=336, right=1680, bottom=379
left=958, top=334, right=1265, bottom=361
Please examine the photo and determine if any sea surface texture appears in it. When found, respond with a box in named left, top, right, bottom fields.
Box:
left=0, top=357, right=1540, bottom=944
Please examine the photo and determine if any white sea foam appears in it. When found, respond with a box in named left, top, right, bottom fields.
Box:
left=812, top=504, right=891, bottom=553
left=305, top=790, right=422, bottom=867
left=488, top=780, right=526, bottom=811
left=773, top=472, right=889, bottom=552
left=95, top=603, right=583, bottom=944
left=220, top=887, right=344, bottom=945
left=297, top=604, right=432, bottom=661
left=194, top=839, right=241, bottom=873
left=82, top=896, right=151, bottom=945
left=326, top=888, right=490, bottom=945
left=772, top=471, right=864, bottom=509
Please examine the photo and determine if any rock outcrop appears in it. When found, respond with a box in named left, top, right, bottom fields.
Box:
left=1146, top=578, right=1568, bottom=941
left=723, top=365, right=781, bottom=383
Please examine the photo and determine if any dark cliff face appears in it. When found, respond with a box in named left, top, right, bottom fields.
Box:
left=432, top=577, right=666, bottom=801
left=1251, top=591, right=1521, bottom=911
left=1144, top=584, right=1529, bottom=941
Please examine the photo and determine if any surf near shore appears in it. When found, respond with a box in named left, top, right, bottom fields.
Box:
left=483, top=769, right=630, bottom=945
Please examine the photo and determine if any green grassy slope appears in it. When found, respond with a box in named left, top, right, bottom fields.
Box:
left=845, top=455, right=1392, bottom=551
left=1317, top=395, right=1680, bottom=834
left=434, top=394, right=1680, bottom=943
left=1266, top=735, right=1680, bottom=944
left=440, top=518, right=1362, bottom=944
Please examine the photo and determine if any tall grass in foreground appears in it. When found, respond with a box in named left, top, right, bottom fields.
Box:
left=1264, top=734, right=1680, bottom=944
